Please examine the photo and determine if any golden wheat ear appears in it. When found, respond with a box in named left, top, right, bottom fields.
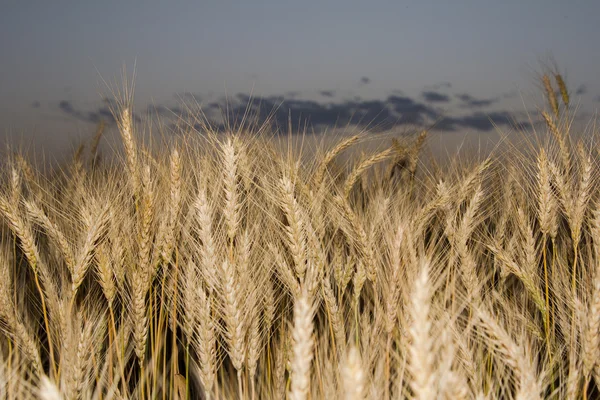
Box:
left=542, top=74, right=560, bottom=118
left=554, top=73, right=570, bottom=109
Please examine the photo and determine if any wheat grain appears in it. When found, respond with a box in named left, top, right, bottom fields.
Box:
left=222, top=138, right=241, bottom=245
left=219, top=259, right=245, bottom=372
left=118, top=108, right=139, bottom=195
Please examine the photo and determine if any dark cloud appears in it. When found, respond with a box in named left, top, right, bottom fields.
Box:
left=455, top=93, right=499, bottom=108
left=146, top=104, right=183, bottom=117
left=319, top=90, right=335, bottom=98
left=31, top=101, right=41, bottom=108
left=453, top=112, right=510, bottom=131
left=575, top=84, right=587, bottom=95
left=61, top=88, right=525, bottom=134
left=59, top=91, right=526, bottom=133
left=197, top=93, right=442, bottom=132
left=360, top=76, right=371, bottom=85
left=180, top=92, right=526, bottom=133
left=438, top=111, right=522, bottom=132
left=236, top=93, right=251, bottom=103
left=422, top=91, right=451, bottom=103
left=204, top=95, right=396, bottom=132
left=285, top=91, right=301, bottom=99
left=58, top=100, right=139, bottom=124
left=59, top=100, right=92, bottom=122
left=386, top=95, right=438, bottom=125
left=59, top=100, right=75, bottom=114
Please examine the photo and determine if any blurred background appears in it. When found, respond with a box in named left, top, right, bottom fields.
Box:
left=1, top=0, right=599, bottom=159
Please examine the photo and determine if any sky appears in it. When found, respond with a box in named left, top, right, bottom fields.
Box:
left=1, top=0, right=599, bottom=156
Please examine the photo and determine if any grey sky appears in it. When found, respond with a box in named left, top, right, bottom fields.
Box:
left=1, top=0, right=599, bottom=154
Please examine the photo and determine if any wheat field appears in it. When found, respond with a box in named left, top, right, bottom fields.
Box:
left=1, top=74, right=599, bottom=399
